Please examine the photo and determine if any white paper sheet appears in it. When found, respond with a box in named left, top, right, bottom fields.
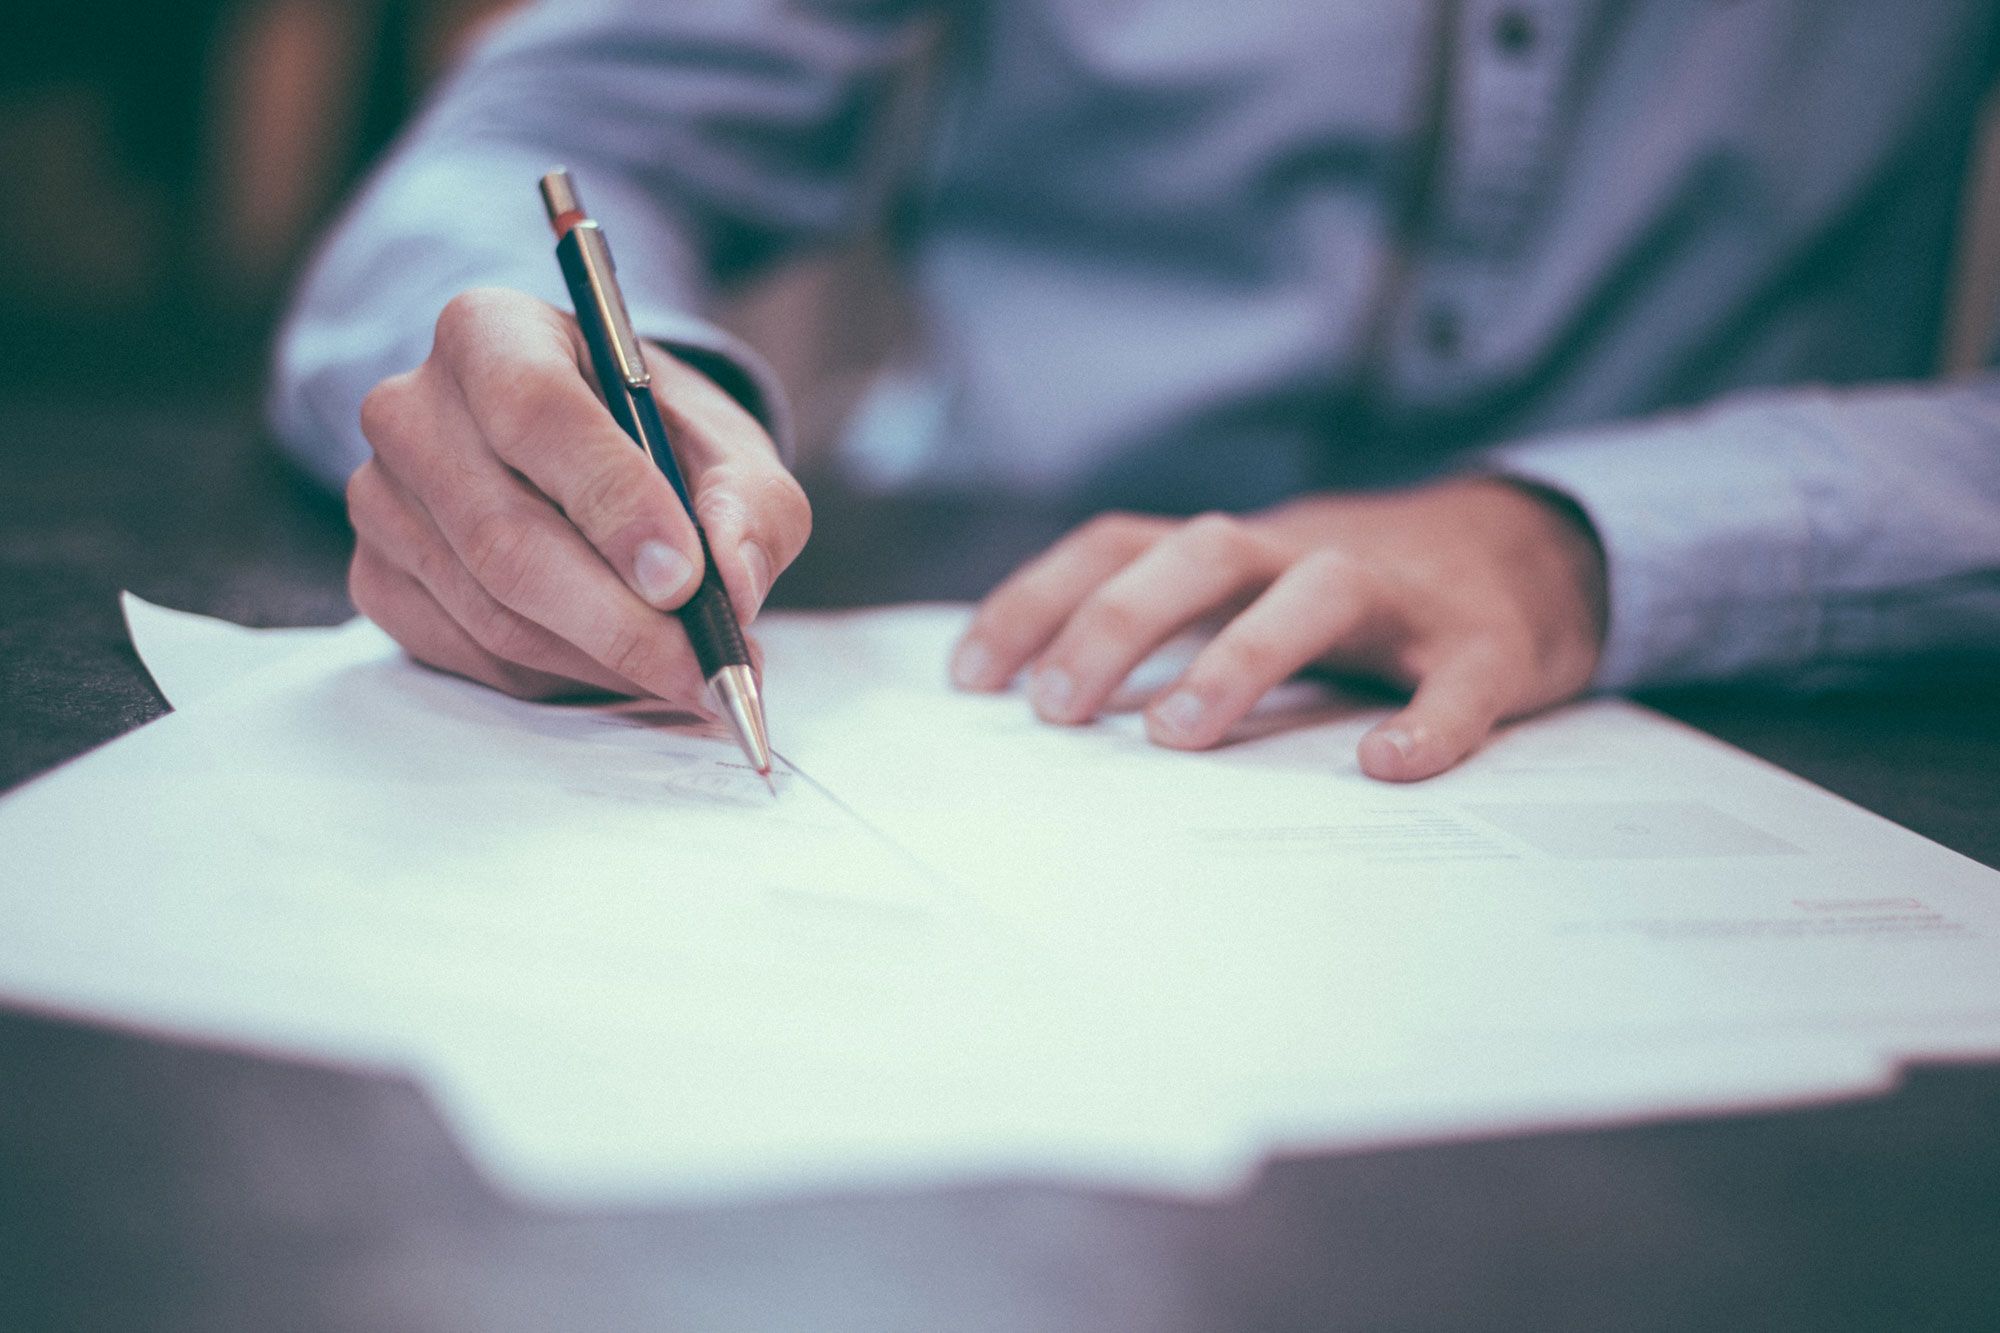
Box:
left=771, top=610, right=2000, bottom=1055
left=0, top=598, right=1991, bottom=1207
left=123, top=592, right=346, bottom=708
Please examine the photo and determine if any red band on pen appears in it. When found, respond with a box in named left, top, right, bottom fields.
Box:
left=550, top=207, right=589, bottom=238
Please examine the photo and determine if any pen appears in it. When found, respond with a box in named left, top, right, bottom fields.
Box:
left=538, top=167, right=774, bottom=785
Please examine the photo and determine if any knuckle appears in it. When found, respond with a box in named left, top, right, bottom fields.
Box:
left=1180, top=511, right=1250, bottom=563
left=358, top=376, right=413, bottom=451
left=433, top=288, right=509, bottom=352
left=598, top=619, right=673, bottom=686
left=964, top=595, right=1029, bottom=650
left=483, top=362, right=573, bottom=457
left=467, top=598, right=538, bottom=663
left=405, top=528, right=458, bottom=595
left=346, top=551, right=380, bottom=618
left=762, top=472, right=813, bottom=552
left=1294, top=547, right=1360, bottom=589
left=463, top=510, right=542, bottom=604
left=1344, top=558, right=1400, bottom=609
left=344, top=461, right=379, bottom=522
left=1081, top=510, right=1148, bottom=551
left=693, top=466, right=752, bottom=532
left=1291, top=548, right=1367, bottom=608
left=431, top=293, right=478, bottom=353
left=701, top=467, right=814, bottom=564
left=564, top=454, right=645, bottom=530
left=1204, top=633, right=1278, bottom=685
left=1076, top=590, right=1149, bottom=644
left=970, top=553, right=1081, bottom=649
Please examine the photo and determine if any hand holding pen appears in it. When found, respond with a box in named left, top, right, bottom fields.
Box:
left=343, top=183, right=811, bottom=765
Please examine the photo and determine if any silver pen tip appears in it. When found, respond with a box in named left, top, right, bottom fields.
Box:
left=710, top=663, right=773, bottom=779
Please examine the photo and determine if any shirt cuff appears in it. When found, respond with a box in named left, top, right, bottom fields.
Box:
left=1481, top=397, right=1825, bottom=692
left=626, top=305, right=797, bottom=469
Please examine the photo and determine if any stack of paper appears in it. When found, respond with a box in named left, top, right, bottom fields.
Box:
left=0, top=597, right=1993, bottom=1206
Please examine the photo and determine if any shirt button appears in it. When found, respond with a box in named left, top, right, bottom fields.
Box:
left=1421, top=303, right=1463, bottom=358
left=1492, top=7, right=1537, bottom=58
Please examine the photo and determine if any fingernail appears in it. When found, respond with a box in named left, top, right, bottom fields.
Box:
left=1150, top=690, right=1207, bottom=738
left=951, top=639, right=995, bottom=690
left=1368, top=728, right=1416, bottom=756
left=1031, top=667, right=1074, bottom=720
left=739, top=541, right=772, bottom=617
left=633, top=540, right=694, bottom=606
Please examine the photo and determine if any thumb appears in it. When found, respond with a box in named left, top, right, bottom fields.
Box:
left=1357, top=646, right=1520, bottom=781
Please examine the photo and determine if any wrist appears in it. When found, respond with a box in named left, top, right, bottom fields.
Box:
left=1479, top=476, right=1609, bottom=691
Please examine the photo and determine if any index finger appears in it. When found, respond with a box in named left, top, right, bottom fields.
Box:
left=437, top=289, right=707, bottom=613
left=647, top=346, right=812, bottom=624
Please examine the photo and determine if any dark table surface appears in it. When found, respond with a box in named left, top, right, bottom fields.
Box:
left=3, top=400, right=1998, bottom=1332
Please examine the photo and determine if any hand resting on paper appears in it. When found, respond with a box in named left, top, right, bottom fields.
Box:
left=345, top=288, right=811, bottom=707
left=949, top=479, right=1608, bottom=781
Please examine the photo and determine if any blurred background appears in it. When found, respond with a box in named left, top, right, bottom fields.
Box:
left=4, top=1, right=2000, bottom=460
left=0, top=0, right=899, bottom=453
left=0, top=2, right=519, bottom=402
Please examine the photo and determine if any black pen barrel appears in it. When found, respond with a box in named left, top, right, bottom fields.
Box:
left=557, top=230, right=747, bottom=674
left=542, top=167, right=769, bottom=774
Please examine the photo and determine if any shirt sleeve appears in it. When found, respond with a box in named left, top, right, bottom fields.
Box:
left=268, top=0, right=936, bottom=490
left=1486, top=378, right=2000, bottom=692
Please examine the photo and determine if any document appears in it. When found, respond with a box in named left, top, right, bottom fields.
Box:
left=770, top=610, right=2000, bottom=1056
left=0, top=597, right=1991, bottom=1206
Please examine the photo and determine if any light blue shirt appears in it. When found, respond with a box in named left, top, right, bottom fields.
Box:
left=272, top=0, right=2000, bottom=692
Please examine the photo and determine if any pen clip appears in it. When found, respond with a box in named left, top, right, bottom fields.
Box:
left=569, top=223, right=652, bottom=390
left=540, top=167, right=651, bottom=389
